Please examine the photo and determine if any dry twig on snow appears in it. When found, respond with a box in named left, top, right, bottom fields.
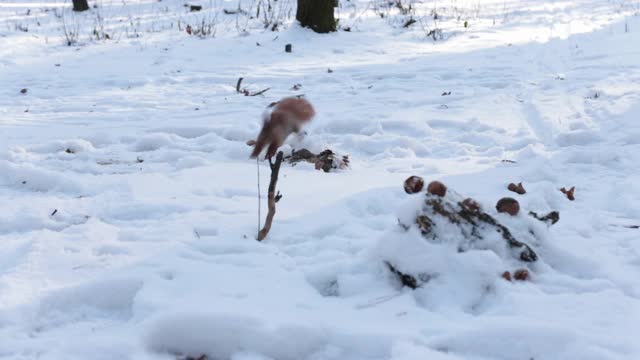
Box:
left=257, top=151, right=284, bottom=241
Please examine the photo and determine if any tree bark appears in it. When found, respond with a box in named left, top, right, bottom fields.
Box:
left=296, top=0, right=336, bottom=33
left=72, top=0, right=90, bottom=12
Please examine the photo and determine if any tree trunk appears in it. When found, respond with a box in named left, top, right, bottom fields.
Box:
left=296, top=0, right=336, bottom=33
left=72, top=0, right=90, bottom=12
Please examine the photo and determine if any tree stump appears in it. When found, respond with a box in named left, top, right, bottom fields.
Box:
left=72, top=0, right=90, bottom=12
left=296, top=0, right=337, bottom=33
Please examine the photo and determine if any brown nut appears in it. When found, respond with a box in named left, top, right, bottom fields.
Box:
left=461, top=198, right=481, bottom=212
left=501, top=271, right=512, bottom=282
left=560, top=186, right=575, bottom=201
left=404, top=176, right=425, bottom=194
left=427, top=181, right=447, bottom=197
left=496, top=197, right=520, bottom=216
left=507, top=182, right=526, bottom=195
left=513, top=269, right=530, bottom=281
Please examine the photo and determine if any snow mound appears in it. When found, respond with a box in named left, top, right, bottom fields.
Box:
left=133, top=133, right=178, bottom=152
left=375, top=182, right=551, bottom=311
left=23, top=277, right=143, bottom=331
left=176, top=155, right=209, bottom=169
left=145, top=313, right=391, bottom=360
left=0, top=160, right=86, bottom=194
left=29, top=139, right=96, bottom=154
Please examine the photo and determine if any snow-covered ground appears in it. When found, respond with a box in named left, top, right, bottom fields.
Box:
left=1, top=0, right=640, bottom=359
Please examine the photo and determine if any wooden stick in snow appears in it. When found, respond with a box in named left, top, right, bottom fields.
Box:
left=236, top=77, right=244, bottom=93
left=248, top=87, right=270, bottom=97
left=257, top=151, right=284, bottom=241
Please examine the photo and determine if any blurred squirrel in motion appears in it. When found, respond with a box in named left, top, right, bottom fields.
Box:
left=249, top=97, right=315, bottom=159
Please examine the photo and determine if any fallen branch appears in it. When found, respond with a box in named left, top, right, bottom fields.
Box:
left=402, top=18, right=417, bottom=28
left=236, top=77, right=243, bottom=93
left=528, top=211, right=560, bottom=225
left=236, top=77, right=271, bottom=97
left=257, top=151, right=284, bottom=241
left=386, top=262, right=417, bottom=289
left=403, top=192, right=538, bottom=262
left=285, top=148, right=350, bottom=172
left=609, top=224, right=639, bottom=229
left=385, top=261, right=435, bottom=289
left=247, top=87, right=270, bottom=97
left=223, top=8, right=247, bottom=15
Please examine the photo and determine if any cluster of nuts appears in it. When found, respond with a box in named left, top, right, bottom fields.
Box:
left=403, top=176, right=448, bottom=197
left=508, top=181, right=576, bottom=201
left=404, top=176, right=523, bottom=216
left=403, top=176, right=538, bottom=283
left=501, top=180, right=575, bottom=215
left=501, top=269, right=530, bottom=282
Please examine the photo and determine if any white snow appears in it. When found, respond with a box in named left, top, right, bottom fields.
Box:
left=1, top=0, right=640, bottom=359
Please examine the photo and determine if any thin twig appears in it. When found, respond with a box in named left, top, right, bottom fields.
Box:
left=257, top=151, right=284, bottom=241
left=248, top=87, right=271, bottom=96
left=257, top=157, right=261, bottom=235
left=609, top=224, right=639, bottom=229
left=236, top=77, right=244, bottom=93
left=236, top=77, right=269, bottom=97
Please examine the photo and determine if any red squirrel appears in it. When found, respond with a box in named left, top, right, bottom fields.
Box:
left=250, top=97, right=315, bottom=159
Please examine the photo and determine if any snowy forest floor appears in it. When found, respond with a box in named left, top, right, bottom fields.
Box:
left=1, top=0, right=640, bottom=359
